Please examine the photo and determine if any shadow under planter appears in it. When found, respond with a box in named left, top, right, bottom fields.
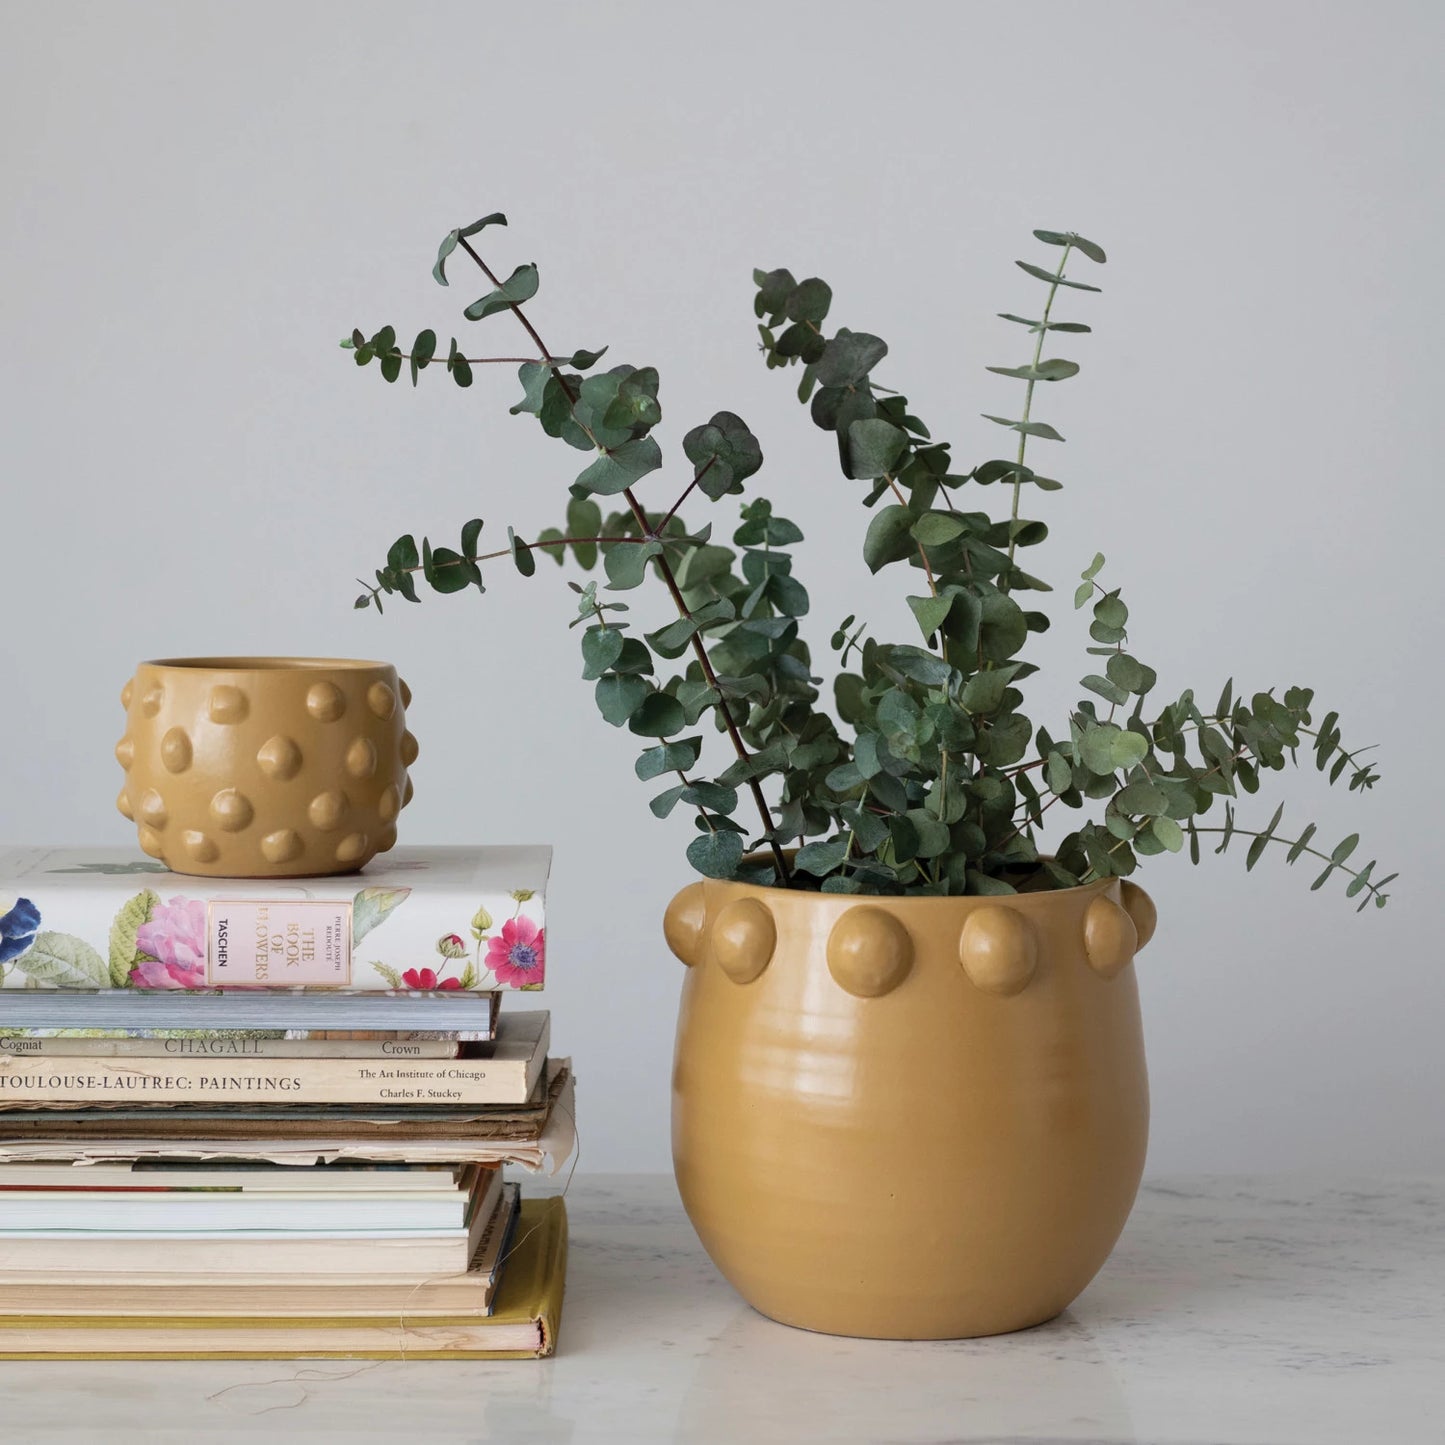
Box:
left=666, top=872, right=1155, bottom=1339
left=114, top=657, right=418, bottom=878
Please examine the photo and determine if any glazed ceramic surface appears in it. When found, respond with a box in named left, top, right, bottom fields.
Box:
left=114, top=657, right=418, bottom=878
left=667, top=874, right=1154, bottom=1339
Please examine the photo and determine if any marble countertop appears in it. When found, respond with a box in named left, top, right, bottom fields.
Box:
left=1, top=1173, right=1440, bottom=1443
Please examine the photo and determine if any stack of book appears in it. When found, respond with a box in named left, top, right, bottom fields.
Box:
left=0, top=845, right=572, bottom=1359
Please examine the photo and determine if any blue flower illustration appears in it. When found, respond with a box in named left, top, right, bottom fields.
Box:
left=0, top=898, right=41, bottom=963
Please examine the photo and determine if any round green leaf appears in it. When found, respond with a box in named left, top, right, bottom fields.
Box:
left=785, top=277, right=832, bottom=324
left=427, top=545, right=473, bottom=593
left=1094, top=594, right=1128, bottom=629
left=594, top=674, right=650, bottom=726
left=1046, top=751, right=1073, bottom=794
left=577, top=437, right=664, bottom=497
left=1116, top=781, right=1168, bottom=815
left=847, top=418, right=909, bottom=480
left=862, top=504, right=916, bottom=574
left=907, top=593, right=953, bottom=640
left=687, top=830, right=744, bottom=879
left=795, top=836, right=850, bottom=876
left=814, top=331, right=887, bottom=387
left=628, top=691, right=686, bottom=736
left=464, top=262, right=540, bottom=321
left=978, top=591, right=1028, bottom=663
left=681, top=781, right=739, bottom=814
left=1110, top=730, right=1149, bottom=770
left=911, top=513, right=968, bottom=546
left=610, top=637, right=654, bottom=674
left=507, top=527, right=536, bottom=578
left=635, top=737, right=703, bottom=781
left=1106, top=653, right=1146, bottom=693
left=604, top=539, right=662, bottom=591
left=580, top=626, right=625, bottom=680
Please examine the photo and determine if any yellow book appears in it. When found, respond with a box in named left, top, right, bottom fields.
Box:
left=0, top=1196, right=567, bottom=1360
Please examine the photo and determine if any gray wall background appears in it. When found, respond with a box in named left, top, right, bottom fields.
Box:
left=3, top=1, right=1441, bottom=1174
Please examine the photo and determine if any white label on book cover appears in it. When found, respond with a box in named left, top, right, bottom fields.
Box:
left=206, top=901, right=351, bottom=986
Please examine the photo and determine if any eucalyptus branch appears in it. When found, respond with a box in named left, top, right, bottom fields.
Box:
left=437, top=535, right=656, bottom=574
left=1004, top=757, right=1049, bottom=777
left=365, top=351, right=559, bottom=366
left=1000, top=242, right=1072, bottom=592
left=345, top=217, right=1388, bottom=904
left=991, top=784, right=1067, bottom=854
left=457, top=240, right=577, bottom=389
left=658, top=457, right=718, bottom=533
left=1192, top=825, right=1395, bottom=909
left=622, top=484, right=792, bottom=881
left=455, top=239, right=792, bottom=883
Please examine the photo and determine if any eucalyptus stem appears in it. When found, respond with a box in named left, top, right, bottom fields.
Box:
left=458, top=241, right=572, bottom=389
left=412, top=353, right=558, bottom=366
left=457, top=238, right=792, bottom=884
left=1002, top=240, right=1073, bottom=592
left=885, top=475, right=939, bottom=599
left=420, top=534, right=658, bottom=577
left=885, top=473, right=954, bottom=807
left=658, top=458, right=717, bottom=532
left=618, top=483, right=792, bottom=883
left=1190, top=827, right=1391, bottom=905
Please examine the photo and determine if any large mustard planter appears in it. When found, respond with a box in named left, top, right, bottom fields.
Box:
left=114, top=658, right=419, bottom=878
left=666, top=874, right=1155, bottom=1339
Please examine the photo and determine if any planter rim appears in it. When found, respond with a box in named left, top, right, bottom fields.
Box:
left=698, top=861, right=1122, bottom=914
left=139, top=656, right=393, bottom=673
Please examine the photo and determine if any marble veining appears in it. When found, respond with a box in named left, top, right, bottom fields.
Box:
left=0, top=1174, right=1439, bottom=1444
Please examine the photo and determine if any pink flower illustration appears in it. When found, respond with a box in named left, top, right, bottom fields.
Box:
left=131, top=896, right=208, bottom=989
left=436, top=933, right=467, bottom=959
left=401, top=967, right=462, bottom=991
left=486, top=916, right=545, bottom=987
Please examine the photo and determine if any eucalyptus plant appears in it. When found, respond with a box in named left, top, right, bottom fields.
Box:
left=343, top=215, right=1391, bottom=907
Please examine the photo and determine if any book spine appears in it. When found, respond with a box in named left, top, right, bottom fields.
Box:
left=0, top=1055, right=536, bottom=1106
left=0, top=993, right=501, bottom=1034
left=0, top=1037, right=462, bottom=1059
left=0, top=1028, right=487, bottom=1041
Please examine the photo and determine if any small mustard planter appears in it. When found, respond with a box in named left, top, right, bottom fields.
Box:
left=667, top=874, right=1155, bottom=1339
left=114, top=657, right=419, bottom=878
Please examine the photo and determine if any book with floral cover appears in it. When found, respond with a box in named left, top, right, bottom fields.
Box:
left=0, top=845, right=549, bottom=993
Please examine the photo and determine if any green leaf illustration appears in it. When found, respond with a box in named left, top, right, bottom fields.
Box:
left=370, top=961, right=404, bottom=988
left=352, top=886, right=412, bottom=945
left=108, top=889, right=159, bottom=987
left=14, top=932, right=108, bottom=988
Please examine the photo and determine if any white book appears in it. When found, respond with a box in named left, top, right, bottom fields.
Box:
left=0, top=1184, right=520, bottom=1308
left=0, top=844, right=549, bottom=993
left=0, top=1161, right=468, bottom=1192
left=0, top=1188, right=491, bottom=1231
left=0, top=1170, right=504, bottom=1277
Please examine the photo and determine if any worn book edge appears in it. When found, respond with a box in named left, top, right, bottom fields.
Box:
left=0, top=1195, right=567, bottom=1358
